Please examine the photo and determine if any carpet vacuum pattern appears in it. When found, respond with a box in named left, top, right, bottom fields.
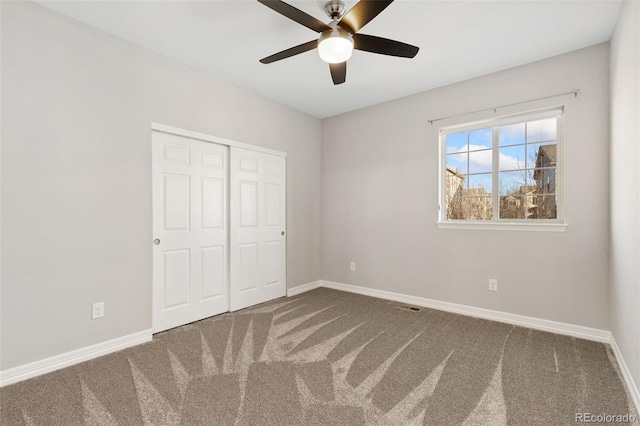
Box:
left=1, top=288, right=637, bottom=425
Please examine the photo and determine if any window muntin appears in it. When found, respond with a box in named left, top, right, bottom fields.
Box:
left=441, top=110, right=561, bottom=223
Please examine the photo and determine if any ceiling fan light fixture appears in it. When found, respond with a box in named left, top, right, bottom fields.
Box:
left=318, top=23, right=353, bottom=64
left=258, top=0, right=420, bottom=85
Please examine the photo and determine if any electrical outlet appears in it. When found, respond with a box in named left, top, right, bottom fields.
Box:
left=92, top=302, right=105, bottom=319
left=489, top=279, right=498, bottom=292
left=350, top=262, right=356, bottom=272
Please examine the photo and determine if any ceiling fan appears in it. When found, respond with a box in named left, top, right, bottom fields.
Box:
left=258, top=0, right=419, bottom=85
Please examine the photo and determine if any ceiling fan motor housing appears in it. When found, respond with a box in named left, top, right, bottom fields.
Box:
left=324, top=0, right=346, bottom=21
left=258, top=0, right=420, bottom=85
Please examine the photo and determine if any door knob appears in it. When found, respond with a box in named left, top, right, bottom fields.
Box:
left=281, top=231, right=285, bottom=236
left=154, top=239, right=161, bottom=245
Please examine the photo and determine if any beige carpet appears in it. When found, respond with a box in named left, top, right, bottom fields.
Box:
left=1, top=288, right=637, bottom=425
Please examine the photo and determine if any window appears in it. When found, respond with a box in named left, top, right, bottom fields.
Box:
left=438, top=108, right=566, bottom=231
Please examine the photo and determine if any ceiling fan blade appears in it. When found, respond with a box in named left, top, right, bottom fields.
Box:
left=353, top=34, right=419, bottom=58
left=338, top=0, right=394, bottom=34
left=260, top=40, right=318, bottom=64
left=258, top=0, right=331, bottom=33
left=329, top=62, right=346, bottom=85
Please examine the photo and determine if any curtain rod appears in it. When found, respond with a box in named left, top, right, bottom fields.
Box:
left=428, top=89, right=580, bottom=125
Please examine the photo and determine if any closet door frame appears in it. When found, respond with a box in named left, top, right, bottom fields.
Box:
left=152, top=123, right=286, bottom=159
left=151, top=122, right=287, bottom=332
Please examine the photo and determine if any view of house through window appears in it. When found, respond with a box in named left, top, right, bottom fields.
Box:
left=442, top=111, right=560, bottom=222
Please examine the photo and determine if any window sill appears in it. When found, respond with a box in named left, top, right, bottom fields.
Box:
left=436, top=221, right=568, bottom=232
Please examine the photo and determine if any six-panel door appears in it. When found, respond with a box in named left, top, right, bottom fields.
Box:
left=152, top=131, right=229, bottom=332
left=230, top=147, right=287, bottom=311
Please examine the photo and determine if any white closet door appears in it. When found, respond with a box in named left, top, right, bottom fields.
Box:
left=152, top=131, right=229, bottom=332
left=230, top=147, right=286, bottom=311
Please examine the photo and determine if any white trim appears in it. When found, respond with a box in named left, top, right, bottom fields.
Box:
left=436, top=221, right=568, bottom=232
left=438, top=108, right=565, bottom=227
left=610, top=335, right=640, bottom=414
left=151, top=122, right=287, bottom=158
left=292, top=280, right=610, bottom=343
left=292, top=281, right=640, bottom=405
left=287, top=281, right=322, bottom=297
left=0, top=329, right=152, bottom=387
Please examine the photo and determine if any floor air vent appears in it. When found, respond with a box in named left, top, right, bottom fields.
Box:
left=396, top=305, right=422, bottom=312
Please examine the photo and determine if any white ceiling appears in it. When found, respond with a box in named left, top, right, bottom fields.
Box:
left=36, top=0, right=622, bottom=118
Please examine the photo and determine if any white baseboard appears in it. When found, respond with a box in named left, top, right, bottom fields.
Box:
left=3, top=281, right=637, bottom=414
left=287, top=280, right=322, bottom=297
left=292, top=280, right=640, bottom=412
left=610, top=335, right=640, bottom=414
left=0, top=329, right=152, bottom=387
left=318, top=280, right=611, bottom=343
left=294, top=280, right=611, bottom=342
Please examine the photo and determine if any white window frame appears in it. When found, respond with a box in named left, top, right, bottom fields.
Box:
left=436, top=107, right=567, bottom=232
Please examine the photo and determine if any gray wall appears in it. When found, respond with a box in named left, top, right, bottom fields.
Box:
left=610, top=0, right=640, bottom=398
left=1, top=0, right=632, bottom=384
left=0, top=1, right=322, bottom=370
left=321, top=44, right=611, bottom=329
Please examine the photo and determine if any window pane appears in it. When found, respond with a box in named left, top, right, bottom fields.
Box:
left=446, top=172, right=465, bottom=199
left=468, top=149, right=492, bottom=174
left=499, top=123, right=525, bottom=146
left=466, top=173, right=492, bottom=194
left=526, top=118, right=556, bottom=143
left=446, top=153, right=467, bottom=174
left=468, top=197, right=493, bottom=221
left=500, top=195, right=525, bottom=219
left=532, top=167, right=556, bottom=194
left=524, top=169, right=535, bottom=189
left=446, top=197, right=492, bottom=221
left=499, top=145, right=526, bottom=171
left=469, top=128, right=492, bottom=151
left=530, top=194, right=557, bottom=219
left=529, top=143, right=557, bottom=169
left=498, top=171, right=526, bottom=196
left=446, top=132, right=468, bottom=154
left=441, top=112, right=560, bottom=224
left=446, top=197, right=469, bottom=220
